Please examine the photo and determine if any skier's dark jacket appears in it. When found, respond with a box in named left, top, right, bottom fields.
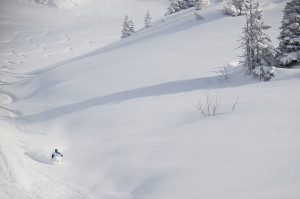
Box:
left=52, top=151, right=63, bottom=158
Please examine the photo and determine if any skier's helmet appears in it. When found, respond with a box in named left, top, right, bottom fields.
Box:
left=55, top=149, right=58, bottom=153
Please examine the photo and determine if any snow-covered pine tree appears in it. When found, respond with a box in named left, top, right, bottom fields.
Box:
left=121, top=15, right=135, bottom=39
left=186, top=0, right=196, bottom=7
left=224, top=0, right=251, bottom=16
left=195, top=0, right=210, bottom=10
left=278, top=0, right=300, bottom=66
left=181, top=0, right=195, bottom=9
left=180, top=0, right=189, bottom=9
left=166, top=0, right=182, bottom=15
left=145, top=10, right=152, bottom=28
left=241, top=1, right=275, bottom=81
left=166, top=0, right=195, bottom=15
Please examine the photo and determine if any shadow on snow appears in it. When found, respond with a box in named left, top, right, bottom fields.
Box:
left=19, top=71, right=253, bottom=124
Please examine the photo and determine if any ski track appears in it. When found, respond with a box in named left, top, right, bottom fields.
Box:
left=0, top=147, right=24, bottom=199
left=0, top=90, right=19, bottom=119
left=78, top=27, right=95, bottom=35
left=0, top=140, right=89, bottom=199
left=34, top=44, right=46, bottom=51
left=1, top=65, right=10, bottom=72
left=0, top=88, right=19, bottom=118
left=12, top=31, right=22, bottom=41
left=0, top=50, right=14, bottom=56
left=45, top=47, right=73, bottom=57
left=0, top=29, right=50, bottom=63
left=0, top=24, right=105, bottom=199
left=1, top=25, right=122, bottom=63
left=2, top=59, right=24, bottom=66
left=0, top=27, right=103, bottom=62
left=0, top=91, right=14, bottom=105
left=0, top=106, right=19, bottom=118
left=0, top=31, right=23, bottom=46
left=0, top=39, right=10, bottom=43
left=73, top=40, right=93, bottom=47
left=0, top=90, right=17, bottom=118
left=2, top=69, right=31, bottom=79
left=0, top=49, right=26, bottom=67
left=27, top=167, right=89, bottom=199
left=0, top=28, right=89, bottom=197
left=25, top=29, right=50, bottom=44
left=0, top=8, right=161, bottom=199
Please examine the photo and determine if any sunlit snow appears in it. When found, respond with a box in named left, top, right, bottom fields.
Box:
left=1, top=0, right=300, bottom=198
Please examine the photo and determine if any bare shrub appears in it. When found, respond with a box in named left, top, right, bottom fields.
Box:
left=196, top=92, right=219, bottom=117
left=217, top=66, right=231, bottom=81
left=232, top=97, right=239, bottom=111
left=194, top=12, right=204, bottom=20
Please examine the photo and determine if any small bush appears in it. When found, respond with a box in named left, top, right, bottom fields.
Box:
left=194, top=12, right=204, bottom=20
left=197, top=92, right=219, bottom=117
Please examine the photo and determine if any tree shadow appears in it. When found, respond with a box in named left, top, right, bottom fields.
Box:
left=19, top=71, right=254, bottom=124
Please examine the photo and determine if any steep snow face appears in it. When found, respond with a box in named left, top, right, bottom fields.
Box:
left=1, top=0, right=300, bottom=199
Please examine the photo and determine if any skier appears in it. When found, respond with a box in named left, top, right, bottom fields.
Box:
left=52, top=149, right=63, bottom=163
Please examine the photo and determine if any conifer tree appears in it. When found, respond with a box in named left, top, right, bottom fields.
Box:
left=144, top=10, right=152, bottom=28
left=194, top=11, right=204, bottom=20
left=166, top=0, right=182, bottom=15
left=186, top=0, right=196, bottom=7
left=195, top=0, right=210, bottom=10
left=224, top=0, right=251, bottom=16
left=241, top=2, right=275, bottom=81
left=121, top=15, right=135, bottom=39
left=181, top=0, right=195, bottom=9
left=278, top=0, right=300, bottom=66
left=166, top=0, right=195, bottom=15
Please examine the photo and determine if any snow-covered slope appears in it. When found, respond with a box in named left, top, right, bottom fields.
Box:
left=1, top=0, right=300, bottom=198
left=33, top=0, right=83, bottom=9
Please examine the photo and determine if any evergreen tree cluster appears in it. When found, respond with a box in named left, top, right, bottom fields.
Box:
left=121, top=15, right=135, bottom=39
left=228, top=0, right=300, bottom=68
left=224, top=0, right=251, bottom=16
left=241, top=2, right=275, bottom=81
left=145, top=10, right=152, bottom=28
left=121, top=10, right=153, bottom=39
left=166, top=0, right=210, bottom=15
left=195, top=0, right=210, bottom=11
left=278, top=0, right=300, bottom=66
left=121, top=0, right=300, bottom=79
